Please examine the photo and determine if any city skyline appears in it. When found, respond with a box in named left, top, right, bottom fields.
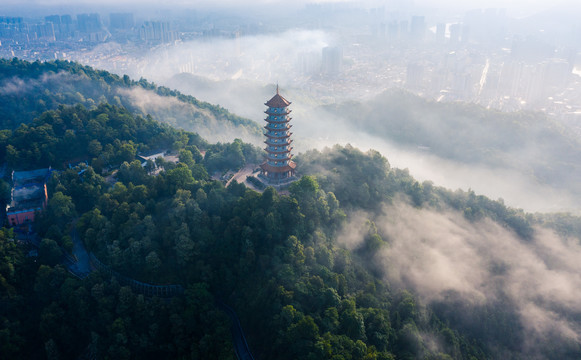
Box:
left=1, top=0, right=581, bottom=211
left=0, top=0, right=577, bottom=15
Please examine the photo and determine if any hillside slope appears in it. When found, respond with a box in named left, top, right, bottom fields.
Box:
left=325, top=89, right=581, bottom=201
left=0, top=58, right=262, bottom=143
left=1, top=61, right=581, bottom=360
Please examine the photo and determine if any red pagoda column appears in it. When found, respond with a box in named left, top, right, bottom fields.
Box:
left=259, top=86, right=296, bottom=184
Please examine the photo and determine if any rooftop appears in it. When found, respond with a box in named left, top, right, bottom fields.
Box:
left=13, top=168, right=50, bottom=186
left=8, top=168, right=50, bottom=213
left=265, top=87, right=291, bottom=108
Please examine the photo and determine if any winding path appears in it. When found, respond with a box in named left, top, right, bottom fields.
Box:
left=62, top=224, right=255, bottom=358
left=218, top=301, right=256, bottom=360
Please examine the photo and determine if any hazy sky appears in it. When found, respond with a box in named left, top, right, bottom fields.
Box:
left=0, top=0, right=572, bottom=15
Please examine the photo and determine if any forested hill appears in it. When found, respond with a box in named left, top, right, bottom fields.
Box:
left=0, top=103, right=262, bottom=173
left=0, top=58, right=262, bottom=143
left=2, top=104, right=581, bottom=359
left=1, top=60, right=581, bottom=360
left=325, top=89, right=581, bottom=201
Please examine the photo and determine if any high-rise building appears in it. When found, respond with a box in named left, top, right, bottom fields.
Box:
left=45, top=15, right=61, bottom=25
left=33, top=23, right=55, bottom=42
left=435, top=23, right=446, bottom=42
left=321, top=46, right=343, bottom=75
left=410, top=16, right=426, bottom=41
left=449, top=23, right=461, bottom=44
left=77, top=13, right=101, bottom=33
left=110, top=13, right=134, bottom=30
left=259, top=87, right=296, bottom=185
left=140, top=21, right=177, bottom=44
left=399, top=20, right=409, bottom=40
left=61, top=15, right=72, bottom=25
left=498, top=61, right=524, bottom=97
left=387, top=21, right=399, bottom=42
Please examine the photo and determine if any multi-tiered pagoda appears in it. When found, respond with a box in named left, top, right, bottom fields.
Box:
left=259, top=87, right=296, bottom=185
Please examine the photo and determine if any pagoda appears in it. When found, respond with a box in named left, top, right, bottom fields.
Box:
left=259, top=86, right=296, bottom=185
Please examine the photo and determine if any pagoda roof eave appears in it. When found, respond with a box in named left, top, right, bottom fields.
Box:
left=265, top=93, right=292, bottom=108
left=264, top=133, right=292, bottom=139
left=264, top=125, right=292, bottom=131
left=265, top=109, right=292, bottom=115
left=265, top=139, right=293, bottom=145
left=265, top=118, right=292, bottom=123
left=260, top=161, right=297, bottom=173
left=267, top=157, right=293, bottom=162
left=264, top=148, right=293, bottom=154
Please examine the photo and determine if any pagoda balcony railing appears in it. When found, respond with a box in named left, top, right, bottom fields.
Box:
left=264, top=147, right=292, bottom=154
left=265, top=109, right=291, bottom=115
left=264, top=132, right=292, bottom=139
left=264, top=124, right=292, bottom=131
left=264, top=140, right=292, bottom=146
left=266, top=159, right=292, bottom=166
left=264, top=117, right=291, bottom=123
left=266, top=154, right=293, bottom=161
left=265, top=138, right=293, bottom=143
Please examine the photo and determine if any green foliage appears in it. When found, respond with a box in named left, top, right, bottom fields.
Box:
left=0, top=58, right=261, bottom=139
left=4, top=60, right=577, bottom=360
left=4, top=103, right=183, bottom=171
left=296, top=145, right=392, bottom=209
left=39, top=238, right=62, bottom=266
left=203, top=138, right=263, bottom=174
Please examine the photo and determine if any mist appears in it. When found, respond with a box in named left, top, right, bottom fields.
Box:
left=3, top=2, right=581, bottom=359
left=0, top=71, right=79, bottom=96
left=17, top=0, right=573, bottom=213
left=116, top=86, right=262, bottom=143
left=338, top=200, right=581, bottom=357
left=76, top=15, right=580, bottom=213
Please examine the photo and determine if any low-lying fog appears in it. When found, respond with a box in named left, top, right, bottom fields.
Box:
left=97, top=29, right=580, bottom=213
left=338, top=201, right=581, bottom=357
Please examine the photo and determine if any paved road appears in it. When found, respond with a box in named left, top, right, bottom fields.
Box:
left=71, top=226, right=90, bottom=269
left=60, top=223, right=254, bottom=359
left=62, top=224, right=92, bottom=279
left=226, top=164, right=259, bottom=188
left=217, top=301, right=256, bottom=360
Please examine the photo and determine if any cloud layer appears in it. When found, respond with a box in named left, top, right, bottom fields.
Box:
left=339, top=201, right=581, bottom=356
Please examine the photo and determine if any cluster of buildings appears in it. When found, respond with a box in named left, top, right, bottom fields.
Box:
left=1, top=5, right=580, bottom=129
left=292, top=9, right=581, bottom=127
left=0, top=13, right=178, bottom=60
left=6, top=168, right=50, bottom=229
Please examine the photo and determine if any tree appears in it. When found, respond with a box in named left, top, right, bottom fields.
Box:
left=285, top=316, right=320, bottom=358
left=290, top=175, right=319, bottom=199
left=88, top=139, right=103, bottom=157
left=179, top=149, right=195, bottom=168
left=174, top=223, right=195, bottom=266
left=0, top=179, right=11, bottom=203
left=39, top=238, right=62, bottom=266
left=165, top=165, right=195, bottom=193
left=44, top=192, right=76, bottom=231
left=145, top=251, right=161, bottom=276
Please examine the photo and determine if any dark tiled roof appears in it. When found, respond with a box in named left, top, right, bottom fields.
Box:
left=265, top=93, right=291, bottom=108
left=13, top=168, right=50, bottom=185
left=260, top=161, right=296, bottom=173
left=8, top=168, right=50, bottom=213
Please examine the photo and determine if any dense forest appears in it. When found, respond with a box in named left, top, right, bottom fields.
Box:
left=1, top=59, right=581, bottom=360
left=0, top=58, right=262, bottom=143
